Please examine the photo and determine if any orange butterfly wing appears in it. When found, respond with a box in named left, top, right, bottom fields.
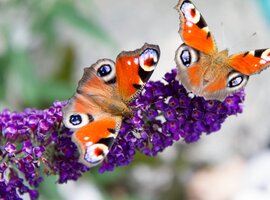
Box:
left=229, top=49, right=270, bottom=75
left=116, top=43, right=160, bottom=103
left=176, top=0, right=217, bottom=55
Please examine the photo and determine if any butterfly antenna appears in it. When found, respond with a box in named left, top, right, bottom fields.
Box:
left=252, top=32, right=257, bottom=37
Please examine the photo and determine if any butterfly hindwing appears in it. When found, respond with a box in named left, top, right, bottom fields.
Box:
left=72, top=116, right=121, bottom=167
left=175, top=0, right=217, bottom=55
left=115, top=43, right=160, bottom=103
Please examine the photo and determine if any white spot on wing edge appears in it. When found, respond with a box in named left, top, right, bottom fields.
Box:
left=186, top=21, right=193, bottom=27
left=85, top=142, right=93, bottom=147
left=261, top=49, right=270, bottom=61
left=260, top=59, right=267, bottom=65
left=202, top=26, right=210, bottom=33
left=134, top=58, right=139, bottom=65
left=249, top=51, right=255, bottom=56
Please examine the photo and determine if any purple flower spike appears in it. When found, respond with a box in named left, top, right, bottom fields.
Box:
left=0, top=68, right=245, bottom=198
left=100, top=68, right=245, bottom=172
left=0, top=101, right=88, bottom=199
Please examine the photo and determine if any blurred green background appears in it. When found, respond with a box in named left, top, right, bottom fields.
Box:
left=1, top=0, right=270, bottom=199
left=0, top=0, right=117, bottom=110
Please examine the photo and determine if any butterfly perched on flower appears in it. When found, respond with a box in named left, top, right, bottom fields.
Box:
left=175, top=0, right=270, bottom=100
left=63, top=43, right=160, bottom=167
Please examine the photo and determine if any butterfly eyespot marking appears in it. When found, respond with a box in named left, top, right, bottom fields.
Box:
left=227, top=71, right=249, bottom=90
left=228, top=77, right=243, bottom=87
left=63, top=113, right=91, bottom=129
left=97, top=64, right=112, bottom=77
left=137, top=46, right=160, bottom=83
left=139, top=48, right=159, bottom=71
left=181, top=50, right=191, bottom=66
left=180, top=1, right=200, bottom=24
left=84, top=144, right=109, bottom=165
left=69, top=114, right=82, bottom=125
left=93, top=59, right=116, bottom=84
left=175, top=43, right=200, bottom=69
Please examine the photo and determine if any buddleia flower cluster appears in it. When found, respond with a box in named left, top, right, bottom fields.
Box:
left=0, top=69, right=245, bottom=199
left=100, top=69, right=245, bottom=172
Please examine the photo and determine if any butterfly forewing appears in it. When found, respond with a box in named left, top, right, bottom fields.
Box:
left=115, top=43, right=160, bottom=103
left=176, top=0, right=217, bottom=55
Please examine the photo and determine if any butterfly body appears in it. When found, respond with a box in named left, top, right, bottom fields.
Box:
left=63, top=43, right=160, bottom=167
left=175, top=0, right=270, bottom=100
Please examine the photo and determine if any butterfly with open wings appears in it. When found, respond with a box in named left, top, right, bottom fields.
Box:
left=175, top=0, right=270, bottom=101
left=63, top=43, right=160, bottom=167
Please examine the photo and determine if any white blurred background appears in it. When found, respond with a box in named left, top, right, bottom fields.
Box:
left=1, top=0, right=270, bottom=199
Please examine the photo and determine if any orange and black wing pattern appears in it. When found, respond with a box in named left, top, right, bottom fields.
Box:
left=176, top=0, right=217, bottom=55
left=229, top=49, right=270, bottom=75
left=115, top=43, right=160, bottom=103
